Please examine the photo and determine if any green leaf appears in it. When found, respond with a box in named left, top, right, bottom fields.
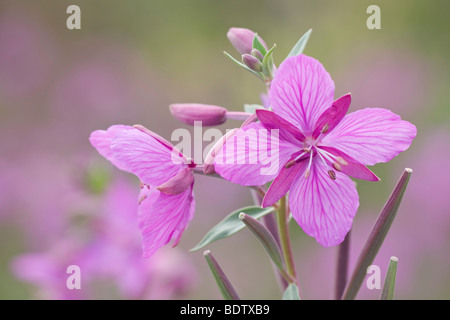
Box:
left=243, top=104, right=264, bottom=114
left=262, top=44, right=277, bottom=79
left=252, top=33, right=267, bottom=56
left=282, top=283, right=301, bottom=300
left=223, top=51, right=263, bottom=79
left=286, top=29, right=312, bottom=59
left=190, top=206, right=276, bottom=252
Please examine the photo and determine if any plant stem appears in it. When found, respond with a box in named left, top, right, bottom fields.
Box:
left=335, top=230, right=351, bottom=300
left=381, top=256, right=398, bottom=300
left=276, top=195, right=300, bottom=293
left=342, top=168, right=412, bottom=300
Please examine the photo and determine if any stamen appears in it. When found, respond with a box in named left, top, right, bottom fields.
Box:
left=336, top=156, right=348, bottom=166
left=321, top=123, right=329, bottom=134
left=304, top=150, right=314, bottom=179
left=304, top=168, right=311, bottom=179
left=138, top=194, right=147, bottom=205
left=328, top=170, right=336, bottom=180
left=319, top=148, right=348, bottom=167
left=285, top=151, right=308, bottom=168
left=285, top=160, right=296, bottom=169
left=332, top=162, right=342, bottom=172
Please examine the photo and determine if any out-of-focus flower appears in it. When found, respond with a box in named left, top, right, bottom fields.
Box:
left=343, top=48, right=432, bottom=115
left=11, top=176, right=198, bottom=299
left=214, top=54, right=416, bottom=247
left=90, top=125, right=196, bottom=257
left=0, top=9, right=55, bottom=100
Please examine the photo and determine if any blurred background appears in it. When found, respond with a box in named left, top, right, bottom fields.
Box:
left=0, top=0, right=449, bottom=299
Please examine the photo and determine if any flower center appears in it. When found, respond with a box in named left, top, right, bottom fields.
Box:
left=285, top=134, right=348, bottom=180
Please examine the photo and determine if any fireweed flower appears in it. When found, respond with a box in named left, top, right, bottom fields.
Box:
left=214, top=54, right=416, bottom=246
left=89, top=124, right=195, bottom=257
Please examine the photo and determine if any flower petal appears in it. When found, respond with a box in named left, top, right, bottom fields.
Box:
left=270, top=54, right=335, bottom=134
left=319, top=146, right=380, bottom=181
left=156, top=168, right=194, bottom=195
left=256, top=109, right=305, bottom=142
left=312, top=93, right=351, bottom=139
left=138, top=185, right=195, bottom=258
left=262, top=160, right=307, bottom=207
left=289, top=161, right=359, bottom=247
left=214, top=122, right=299, bottom=186
left=321, top=108, right=417, bottom=166
left=111, top=128, right=186, bottom=187
left=89, top=125, right=134, bottom=172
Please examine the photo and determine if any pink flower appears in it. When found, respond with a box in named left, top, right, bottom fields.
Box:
left=89, top=125, right=195, bottom=257
left=214, top=54, right=416, bottom=247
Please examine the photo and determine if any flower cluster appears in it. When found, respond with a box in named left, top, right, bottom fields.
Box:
left=90, top=27, right=416, bottom=260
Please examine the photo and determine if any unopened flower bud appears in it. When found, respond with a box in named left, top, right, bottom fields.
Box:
left=242, top=54, right=262, bottom=72
left=227, top=27, right=267, bottom=55
left=170, top=103, right=227, bottom=126
left=251, top=48, right=264, bottom=61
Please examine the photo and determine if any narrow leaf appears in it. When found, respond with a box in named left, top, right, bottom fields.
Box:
left=335, top=230, right=351, bottom=300
left=282, top=283, right=301, bottom=300
left=262, top=44, right=277, bottom=78
left=239, top=212, right=284, bottom=270
left=190, top=206, right=275, bottom=252
left=223, top=51, right=263, bottom=78
left=204, top=250, right=240, bottom=300
left=286, top=28, right=312, bottom=59
left=342, top=168, right=412, bottom=300
left=381, top=256, right=398, bottom=300
left=252, top=33, right=267, bottom=56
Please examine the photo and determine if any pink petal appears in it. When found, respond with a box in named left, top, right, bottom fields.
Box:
left=111, top=128, right=186, bottom=187
left=289, top=161, right=359, bottom=247
left=321, top=108, right=417, bottom=166
left=270, top=54, right=335, bottom=135
left=256, top=109, right=305, bottom=142
left=138, top=185, right=195, bottom=258
left=156, top=168, right=194, bottom=195
left=319, top=146, right=380, bottom=181
left=312, top=93, right=351, bottom=139
left=214, top=122, right=299, bottom=186
left=89, top=125, right=134, bottom=172
left=262, top=160, right=307, bottom=207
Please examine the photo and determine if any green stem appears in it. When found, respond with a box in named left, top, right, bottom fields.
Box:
left=381, top=256, right=398, bottom=300
left=276, top=196, right=299, bottom=290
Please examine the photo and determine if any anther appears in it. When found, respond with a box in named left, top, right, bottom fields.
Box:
left=304, top=168, right=311, bottom=179
left=332, top=162, right=342, bottom=172
left=321, top=123, right=329, bottom=134
left=336, top=156, right=348, bottom=166
left=328, top=170, right=336, bottom=180
left=285, top=160, right=296, bottom=169
left=138, top=194, right=147, bottom=205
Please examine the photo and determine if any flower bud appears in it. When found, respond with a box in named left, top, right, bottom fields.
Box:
left=227, top=27, right=267, bottom=55
left=169, top=103, right=227, bottom=126
left=251, top=48, right=264, bottom=61
left=242, top=54, right=262, bottom=72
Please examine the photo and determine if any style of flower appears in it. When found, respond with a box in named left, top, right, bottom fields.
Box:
left=89, top=124, right=195, bottom=257
left=214, top=54, right=416, bottom=247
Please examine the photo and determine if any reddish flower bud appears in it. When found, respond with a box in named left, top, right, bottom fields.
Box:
left=242, top=54, right=262, bottom=72
left=169, top=103, right=227, bottom=126
left=227, top=27, right=267, bottom=55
